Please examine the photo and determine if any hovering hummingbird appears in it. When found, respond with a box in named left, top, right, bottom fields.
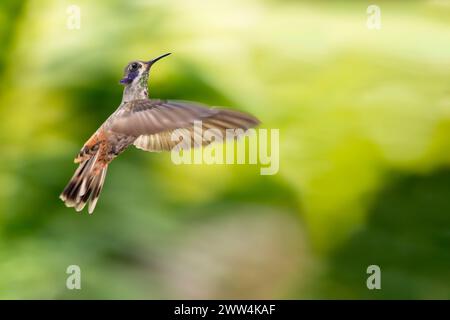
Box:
left=60, top=53, right=260, bottom=214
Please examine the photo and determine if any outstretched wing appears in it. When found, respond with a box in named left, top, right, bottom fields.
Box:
left=110, top=99, right=260, bottom=152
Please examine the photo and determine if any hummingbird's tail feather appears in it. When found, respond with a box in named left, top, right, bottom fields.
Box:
left=60, top=152, right=108, bottom=214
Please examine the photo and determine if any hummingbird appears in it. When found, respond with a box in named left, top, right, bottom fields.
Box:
left=60, top=53, right=260, bottom=214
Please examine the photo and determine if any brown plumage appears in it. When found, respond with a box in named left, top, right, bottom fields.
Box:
left=60, top=54, right=260, bottom=214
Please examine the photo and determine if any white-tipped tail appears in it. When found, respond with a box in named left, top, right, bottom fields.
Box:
left=60, top=153, right=108, bottom=214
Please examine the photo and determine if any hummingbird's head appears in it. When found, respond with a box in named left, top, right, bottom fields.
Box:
left=120, top=53, right=171, bottom=86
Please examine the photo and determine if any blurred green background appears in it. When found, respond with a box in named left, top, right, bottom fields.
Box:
left=0, top=0, right=449, bottom=299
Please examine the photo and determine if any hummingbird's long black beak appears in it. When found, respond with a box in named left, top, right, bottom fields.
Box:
left=147, top=53, right=171, bottom=67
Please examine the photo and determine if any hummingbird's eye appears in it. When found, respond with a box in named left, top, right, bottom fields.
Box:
left=129, top=62, right=140, bottom=71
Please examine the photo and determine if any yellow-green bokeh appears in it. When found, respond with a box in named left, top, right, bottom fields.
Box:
left=0, top=0, right=449, bottom=299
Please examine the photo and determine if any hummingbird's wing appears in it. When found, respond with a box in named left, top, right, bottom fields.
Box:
left=110, top=99, right=259, bottom=152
